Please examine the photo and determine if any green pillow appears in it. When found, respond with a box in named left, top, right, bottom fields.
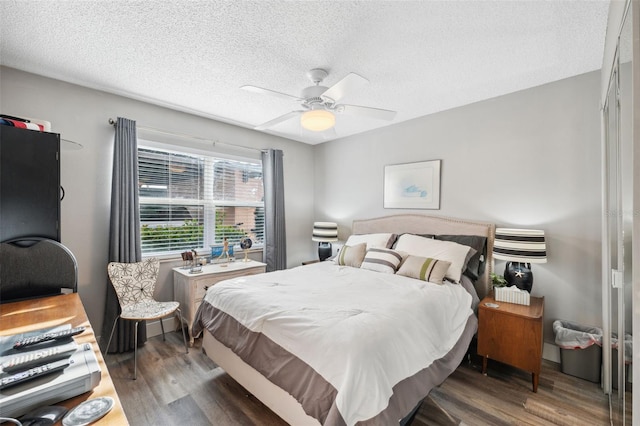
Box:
left=334, top=243, right=367, bottom=268
left=397, top=255, right=452, bottom=285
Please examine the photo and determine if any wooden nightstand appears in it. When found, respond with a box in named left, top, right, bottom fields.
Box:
left=477, top=294, right=544, bottom=392
left=173, top=260, right=266, bottom=346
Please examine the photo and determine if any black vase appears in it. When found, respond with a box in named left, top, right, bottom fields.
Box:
left=318, top=242, right=332, bottom=261
left=504, top=261, right=533, bottom=292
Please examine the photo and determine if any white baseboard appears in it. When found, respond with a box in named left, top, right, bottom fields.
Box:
left=146, top=316, right=179, bottom=338
left=543, top=342, right=561, bottom=363
left=95, top=317, right=180, bottom=344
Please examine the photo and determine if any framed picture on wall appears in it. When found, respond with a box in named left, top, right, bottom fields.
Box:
left=384, top=160, right=441, bottom=209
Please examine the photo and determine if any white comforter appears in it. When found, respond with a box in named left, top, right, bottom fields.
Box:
left=203, top=261, right=473, bottom=425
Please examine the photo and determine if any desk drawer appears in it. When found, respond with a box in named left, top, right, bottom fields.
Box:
left=194, top=265, right=266, bottom=300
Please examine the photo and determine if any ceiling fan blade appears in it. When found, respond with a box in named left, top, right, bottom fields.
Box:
left=321, top=73, right=369, bottom=103
left=338, top=104, right=397, bottom=121
left=255, top=111, right=302, bottom=130
left=241, top=85, right=302, bottom=102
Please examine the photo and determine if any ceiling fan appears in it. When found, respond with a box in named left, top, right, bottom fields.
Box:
left=241, top=68, right=397, bottom=132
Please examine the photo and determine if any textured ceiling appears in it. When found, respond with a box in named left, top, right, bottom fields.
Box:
left=0, top=0, right=610, bottom=145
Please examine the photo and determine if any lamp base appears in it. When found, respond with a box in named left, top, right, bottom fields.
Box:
left=504, top=262, right=533, bottom=292
left=318, top=242, right=333, bottom=261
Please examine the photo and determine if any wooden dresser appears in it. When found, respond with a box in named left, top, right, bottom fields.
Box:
left=477, top=294, right=544, bottom=392
left=173, top=260, right=266, bottom=346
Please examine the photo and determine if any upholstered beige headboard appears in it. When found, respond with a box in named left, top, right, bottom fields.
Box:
left=352, top=214, right=495, bottom=299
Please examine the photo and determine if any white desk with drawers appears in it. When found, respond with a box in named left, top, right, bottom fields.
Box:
left=173, top=260, right=267, bottom=346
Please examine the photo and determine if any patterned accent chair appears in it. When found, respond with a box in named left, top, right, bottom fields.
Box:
left=105, top=258, right=188, bottom=379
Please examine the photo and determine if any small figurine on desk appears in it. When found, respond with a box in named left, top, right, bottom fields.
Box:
left=218, top=237, right=231, bottom=267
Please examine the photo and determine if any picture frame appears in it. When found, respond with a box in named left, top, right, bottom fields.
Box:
left=384, top=160, right=441, bottom=209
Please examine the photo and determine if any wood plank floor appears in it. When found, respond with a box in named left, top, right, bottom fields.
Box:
left=105, top=331, right=630, bottom=425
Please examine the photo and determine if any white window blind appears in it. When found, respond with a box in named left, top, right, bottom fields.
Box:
left=138, top=146, right=264, bottom=256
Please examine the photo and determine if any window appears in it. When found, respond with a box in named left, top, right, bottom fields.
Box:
left=138, top=144, right=264, bottom=256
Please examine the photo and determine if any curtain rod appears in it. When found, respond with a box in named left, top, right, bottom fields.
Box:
left=108, top=118, right=266, bottom=154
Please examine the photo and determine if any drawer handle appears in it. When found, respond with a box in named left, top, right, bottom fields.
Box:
left=204, top=285, right=209, bottom=291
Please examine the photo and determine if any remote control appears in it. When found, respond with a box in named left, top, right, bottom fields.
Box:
left=1, top=341, right=77, bottom=373
left=12, top=326, right=86, bottom=350
left=0, top=358, right=70, bottom=389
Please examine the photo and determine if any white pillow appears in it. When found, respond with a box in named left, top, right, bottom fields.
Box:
left=344, top=233, right=397, bottom=250
left=394, top=234, right=471, bottom=283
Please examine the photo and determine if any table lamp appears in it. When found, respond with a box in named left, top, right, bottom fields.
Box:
left=492, top=228, right=547, bottom=292
left=312, top=222, right=338, bottom=261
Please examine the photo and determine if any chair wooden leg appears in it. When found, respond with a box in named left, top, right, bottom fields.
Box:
left=105, top=316, right=119, bottom=354
left=160, top=315, right=166, bottom=341
left=176, top=309, right=189, bottom=354
left=133, top=321, right=138, bottom=380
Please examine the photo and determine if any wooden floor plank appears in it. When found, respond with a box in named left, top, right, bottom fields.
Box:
left=105, top=332, right=627, bottom=426
left=167, top=394, right=214, bottom=425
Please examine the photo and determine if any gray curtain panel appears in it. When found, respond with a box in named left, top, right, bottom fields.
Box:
left=261, top=149, right=287, bottom=272
left=101, top=117, right=145, bottom=353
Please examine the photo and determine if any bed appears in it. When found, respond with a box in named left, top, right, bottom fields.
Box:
left=193, top=214, right=495, bottom=425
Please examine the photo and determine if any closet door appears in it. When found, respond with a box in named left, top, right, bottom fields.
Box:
left=602, top=3, right=633, bottom=423
left=0, top=126, right=61, bottom=242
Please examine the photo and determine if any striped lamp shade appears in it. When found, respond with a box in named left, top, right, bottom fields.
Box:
left=312, top=222, right=338, bottom=242
left=493, top=228, right=547, bottom=264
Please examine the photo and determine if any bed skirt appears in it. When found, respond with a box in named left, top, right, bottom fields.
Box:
left=200, top=312, right=478, bottom=425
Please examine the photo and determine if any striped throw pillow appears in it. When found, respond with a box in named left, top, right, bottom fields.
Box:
left=360, top=248, right=404, bottom=274
left=396, top=255, right=452, bottom=285
left=334, top=243, right=367, bottom=268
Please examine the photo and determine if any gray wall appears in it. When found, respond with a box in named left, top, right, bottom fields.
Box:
left=314, top=70, right=603, bottom=353
left=1, top=66, right=604, bottom=357
left=0, top=66, right=315, bottom=335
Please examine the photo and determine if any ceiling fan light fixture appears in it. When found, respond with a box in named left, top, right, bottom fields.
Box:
left=301, top=109, right=335, bottom=132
